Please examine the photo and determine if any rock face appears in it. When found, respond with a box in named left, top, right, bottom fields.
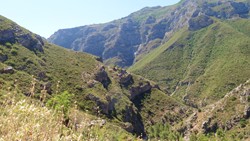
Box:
left=94, top=66, right=111, bottom=89
left=122, top=105, right=145, bottom=136
left=48, top=0, right=250, bottom=68
left=0, top=54, right=8, bottom=62
left=0, top=16, right=44, bottom=52
left=85, top=94, right=115, bottom=115
left=244, top=106, right=250, bottom=119
left=189, top=15, right=214, bottom=31
left=130, top=82, right=152, bottom=100
left=17, top=34, right=44, bottom=52
left=0, top=30, right=15, bottom=44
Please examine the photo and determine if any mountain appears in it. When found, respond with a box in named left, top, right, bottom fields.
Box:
left=47, top=1, right=192, bottom=68
left=48, top=0, right=250, bottom=68
left=0, top=15, right=191, bottom=140
left=2, top=0, right=250, bottom=140
left=47, top=0, right=250, bottom=139
left=48, top=0, right=250, bottom=112
left=129, top=1, right=250, bottom=108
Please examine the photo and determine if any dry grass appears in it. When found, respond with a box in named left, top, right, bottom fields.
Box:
left=0, top=98, right=81, bottom=140
left=0, top=89, right=139, bottom=141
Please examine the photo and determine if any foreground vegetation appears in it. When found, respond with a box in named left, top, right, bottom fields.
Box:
left=0, top=89, right=138, bottom=140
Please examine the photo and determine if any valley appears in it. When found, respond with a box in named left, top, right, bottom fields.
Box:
left=0, top=0, right=250, bottom=140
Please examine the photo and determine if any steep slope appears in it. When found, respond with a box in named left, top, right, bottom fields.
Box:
left=0, top=15, right=191, bottom=138
left=48, top=0, right=250, bottom=68
left=130, top=18, right=250, bottom=108
left=47, top=0, right=195, bottom=67
left=181, top=79, right=250, bottom=140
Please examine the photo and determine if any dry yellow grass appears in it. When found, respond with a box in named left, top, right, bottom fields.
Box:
left=0, top=99, right=81, bottom=140
left=0, top=90, right=139, bottom=141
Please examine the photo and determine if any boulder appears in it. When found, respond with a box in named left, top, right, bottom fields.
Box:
left=0, top=66, right=14, bottom=74
left=44, top=82, right=53, bottom=94
left=123, top=122, right=134, bottom=133
left=202, top=117, right=218, bottom=134
left=38, top=71, right=47, bottom=80
left=244, top=106, right=250, bottom=119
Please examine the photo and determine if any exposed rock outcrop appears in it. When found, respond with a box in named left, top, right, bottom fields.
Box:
left=17, top=33, right=44, bottom=52
left=130, top=81, right=152, bottom=100
left=85, top=94, right=117, bottom=116
left=94, top=66, right=111, bottom=89
left=0, top=18, right=44, bottom=52
left=0, top=30, right=15, bottom=44
left=47, top=0, right=197, bottom=67
left=0, top=66, right=14, bottom=74
left=189, top=15, right=214, bottom=31
left=0, top=54, right=8, bottom=62
left=244, top=106, right=250, bottom=119
left=122, top=105, right=145, bottom=136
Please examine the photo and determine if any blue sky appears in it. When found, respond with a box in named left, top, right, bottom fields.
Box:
left=0, top=0, right=180, bottom=38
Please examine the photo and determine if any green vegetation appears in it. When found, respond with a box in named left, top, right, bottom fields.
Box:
left=46, top=91, right=73, bottom=116
left=0, top=89, right=138, bottom=140
left=0, top=15, right=192, bottom=140
left=147, top=123, right=182, bottom=141
left=1, top=0, right=250, bottom=139
left=130, top=19, right=250, bottom=106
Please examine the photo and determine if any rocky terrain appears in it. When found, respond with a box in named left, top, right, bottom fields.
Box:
left=49, top=0, right=250, bottom=68
left=0, top=15, right=191, bottom=140
left=1, top=0, right=250, bottom=140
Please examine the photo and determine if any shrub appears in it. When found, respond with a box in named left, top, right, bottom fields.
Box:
left=147, top=123, right=182, bottom=140
left=216, top=128, right=225, bottom=138
left=230, top=96, right=237, bottom=101
left=10, top=49, right=18, bottom=55
left=5, top=42, right=12, bottom=48
left=239, top=119, right=248, bottom=128
left=46, top=91, right=73, bottom=116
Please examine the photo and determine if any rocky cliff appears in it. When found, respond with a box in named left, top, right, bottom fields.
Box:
left=48, top=0, right=250, bottom=68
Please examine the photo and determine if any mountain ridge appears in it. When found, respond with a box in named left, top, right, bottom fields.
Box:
left=48, top=0, right=250, bottom=68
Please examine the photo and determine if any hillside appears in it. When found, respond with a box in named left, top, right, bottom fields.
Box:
left=0, top=15, right=191, bottom=140
left=48, top=0, right=250, bottom=68
left=130, top=18, right=250, bottom=108
left=2, top=0, right=250, bottom=140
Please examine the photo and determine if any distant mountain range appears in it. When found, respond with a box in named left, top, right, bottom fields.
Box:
left=48, top=0, right=250, bottom=67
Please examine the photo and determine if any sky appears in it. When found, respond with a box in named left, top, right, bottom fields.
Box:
left=0, top=0, right=180, bottom=38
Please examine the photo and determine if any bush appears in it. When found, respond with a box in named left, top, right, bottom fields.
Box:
left=46, top=91, right=73, bottom=116
left=230, top=96, right=237, bottom=101
left=5, top=42, right=12, bottom=48
left=239, top=119, right=248, bottom=128
left=11, top=49, right=18, bottom=55
left=147, top=123, right=182, bottom=140
left=216, top=128, right=225, bottom=138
